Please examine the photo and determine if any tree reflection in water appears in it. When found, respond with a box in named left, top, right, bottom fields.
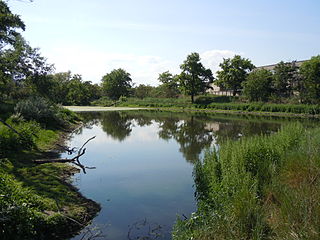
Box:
left=100, top=111, right=133, bottom=141
left=79, top=111, right=295, bottom=163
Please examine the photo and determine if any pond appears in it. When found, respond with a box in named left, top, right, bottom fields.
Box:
left=65, top=111, right=315, bottom=240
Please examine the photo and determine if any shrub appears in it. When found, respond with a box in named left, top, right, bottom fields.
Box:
left=194, top=95, right=234, bottom=104
left=0, top=118, right=40, bottom=155
left=14, top=97, right=79, bottom=128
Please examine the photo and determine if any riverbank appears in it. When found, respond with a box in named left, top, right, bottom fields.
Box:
left=0, top=116, right=100, bottom=239
left=173, top=123, right=320, bottom=239
left=65, top=106, right=148, bottom=112
left=66, top=105, right=320, bottom=119
left=92, top=97, right=320, bottom=118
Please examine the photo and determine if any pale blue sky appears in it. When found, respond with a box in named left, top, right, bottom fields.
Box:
left=8, top=0, right=320, bottom=85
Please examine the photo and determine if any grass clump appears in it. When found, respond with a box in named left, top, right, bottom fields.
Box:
left=173, top=123, right=320, bottom=239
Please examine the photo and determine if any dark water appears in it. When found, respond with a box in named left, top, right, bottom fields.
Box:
left=65, top=111, right=316, bottom=240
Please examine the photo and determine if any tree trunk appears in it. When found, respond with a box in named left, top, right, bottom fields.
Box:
left=233, top=89, right=237, bottom=96
left=191, top=94, right=194, bottom=103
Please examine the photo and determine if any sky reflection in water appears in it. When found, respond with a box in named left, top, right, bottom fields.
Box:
left=68, top=111, right=307, bottom=240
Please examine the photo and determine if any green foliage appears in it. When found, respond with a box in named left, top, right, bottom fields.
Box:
left=0, top=171, right=46, bottom=239
left=42, top=72, right=101, bottom=106
left=116, top=97, right=192, bottom=108
left=216, top=55, right=255, bottom=96
left=0, top=118, right=40, bottom=155
left=205, top=102, right=320, bottom=114
left=272, top=61, right=299, bottom=98
left=0, top=118, right=97, bottom=239
left=194, top=95, right=236, bottom=104
left=0, top=1, right=25, bottom=46
left=173, top=123, right=320, bottom=240
left=243, top=69, right=273, bottom=102
left=14, top=97, right=79, bottom=128
left=299, top=55, right=320, bottom=104
left=157, top=71, right=180, bottom=98
left=101, top=68, right=132, bottom=100
left=134, top=84, right=154, bottom=99
left=0, top=35, right=54, bottom=99
left=179, top=53, right=214, bottom=103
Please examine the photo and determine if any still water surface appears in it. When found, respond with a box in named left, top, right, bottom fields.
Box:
left=66, top=111, right=312, bottom=240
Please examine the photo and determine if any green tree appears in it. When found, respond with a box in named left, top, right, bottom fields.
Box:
left=178, top=53, right=213, bottom=103
left=272, top=61, right=299, bottom=98
left=47, top=72, right=101, bottom=105
left=299, top=55, right=320, bottom=103
left=158, top=71, right=180, bottom=98
left=0, top=35, right=54, bottom=100
left=134, top=84, right=154, bottom=99
left=47, top=71, right=73, bottom=104
left=242, top=69, right=273, bottom=102
left=216, top=55, right=255, bottom=96
left=0, top=1, right=25, bottom=46
left=101, top=68, right=132, bottom=100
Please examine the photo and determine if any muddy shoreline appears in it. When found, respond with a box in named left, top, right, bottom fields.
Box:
left=45, top=123, right=101, bottom=239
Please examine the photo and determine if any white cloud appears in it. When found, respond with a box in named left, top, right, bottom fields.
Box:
left=44, top=45, right=238, bottom=86
left=200, top=50, right=238, bottom=76
left=45, top=44, right=178, bottom=86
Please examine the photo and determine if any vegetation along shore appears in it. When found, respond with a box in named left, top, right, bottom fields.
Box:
left=1, top=0, right=320, bottom=239
left=0, top=101, right=100, bottom=240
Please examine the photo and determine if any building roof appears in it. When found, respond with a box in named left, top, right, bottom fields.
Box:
left=255, top=60, right=307, bottom=71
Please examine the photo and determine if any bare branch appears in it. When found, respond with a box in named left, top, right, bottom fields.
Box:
left=78, top=136, right=96, bottom=155
left=34, top=136, right=96, bottom=174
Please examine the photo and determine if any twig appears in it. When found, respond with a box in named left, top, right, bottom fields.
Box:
left=34, top=136, right=96, bottom=174
left=78, top=136, right=96, bottom=155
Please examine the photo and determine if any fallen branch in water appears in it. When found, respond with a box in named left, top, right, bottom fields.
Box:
left=34, top=136, right=96, bottom=174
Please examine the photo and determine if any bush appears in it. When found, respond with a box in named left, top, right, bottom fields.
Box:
left=0, top=118, right=40, bottom=155
left=194, top=95, right=235, bottom=104
left=14, top=97, right=79, bottom=128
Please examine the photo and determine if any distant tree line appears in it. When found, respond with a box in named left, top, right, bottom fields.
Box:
left=0, top=1, right=101, bottom=106
left=215, top=55, right=320, bottom=104
left=100, top=53, right=320, bottom=105
left=1, top=0, right=319, bottom=106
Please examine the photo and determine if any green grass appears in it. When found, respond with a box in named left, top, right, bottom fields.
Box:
left=0, top=111, right=98, bottom=239
left=173, top=123, right=320, bottom=240
left=93, top=96, right=320, bottom=116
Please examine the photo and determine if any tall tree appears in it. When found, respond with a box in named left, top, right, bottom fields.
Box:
left=299, top=55, right=320, bottom=103
left=101, top=68, right=132, bottom=100
left=242, top=69, right=273, bottom=102
left=272, top=61, right=299, bottom=98
left=157, top=71, right=180, bottom=98
left=0, top=1, right=26, bottom=100
left=179, top=53, right=213, bottom=103
left=216, top=55, right=255, bottom=96
left=0, top=35, right=54, bottom=100
left=0, top=0, right=25, bottom=47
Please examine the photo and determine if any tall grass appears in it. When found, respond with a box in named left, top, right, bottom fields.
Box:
left=94, top=96, right=320, bottom=116
left=173, top=123, right=320, bottom=239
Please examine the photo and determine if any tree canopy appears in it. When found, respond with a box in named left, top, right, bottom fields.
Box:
left=272, top=61, right=299, bottom=98
left=299, top=55, right=320, bottom=103
left=157, top=71, right=180, bottom=98
left=0, top=1, right=25, bottom=47
left=178, top=52, right=213, bottom=103
left=216, top=55, right=255, bottom=96
left=101, top=68, right=132, bottom=100
left=242, top=69, right=273, bottom=102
